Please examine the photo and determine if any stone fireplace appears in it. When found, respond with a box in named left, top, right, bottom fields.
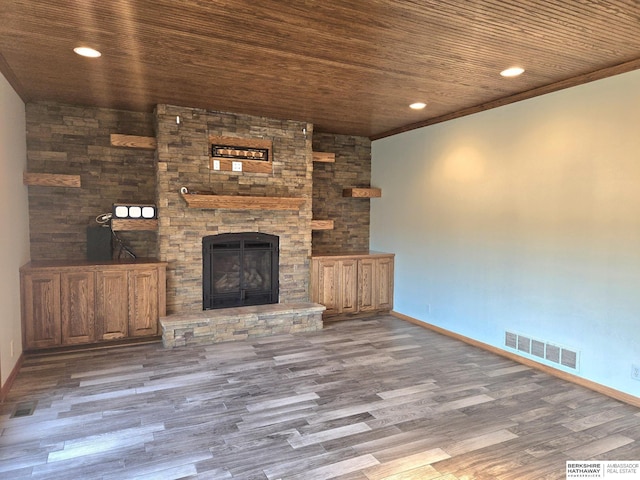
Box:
left=22, top=102, right=372, bottom=347
left=154, top=104, right=314, bottom=316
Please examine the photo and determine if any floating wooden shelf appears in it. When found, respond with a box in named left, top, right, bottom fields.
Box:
left=181, top=193, right=305, bottom=211
left=312, top=152, right=335, bottom=163
left=311, top=219, right=334, bottom=230
left=342, top=188, right=382, bottom=198
left=111, top=219, right=158, bottom=231
left=23, top=172, right=81, bottom=188
left=110, top=134, right=157, bottom=150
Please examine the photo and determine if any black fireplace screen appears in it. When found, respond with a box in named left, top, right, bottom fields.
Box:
left=203, top=233, right=279, bottom=309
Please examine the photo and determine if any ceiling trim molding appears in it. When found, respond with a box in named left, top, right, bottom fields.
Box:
left=0, top=52, right=28, bottom=101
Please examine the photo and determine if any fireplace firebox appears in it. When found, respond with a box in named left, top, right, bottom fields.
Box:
left=203, top=233, right=279, bottom=310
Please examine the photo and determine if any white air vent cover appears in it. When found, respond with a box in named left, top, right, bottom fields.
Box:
left=561, top=348, right=578, bottom=369
left=517, top=336, right=531, bottom=354
left=505, top=331, right=579, bottom=371
left=531, top=340, right=545, bottom=358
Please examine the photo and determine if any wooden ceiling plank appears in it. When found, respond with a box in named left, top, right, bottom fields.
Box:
left=2, top=0, right=640, bottom=137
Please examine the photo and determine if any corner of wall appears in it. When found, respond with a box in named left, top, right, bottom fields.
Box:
left=0, top=72, right=29, bottom=392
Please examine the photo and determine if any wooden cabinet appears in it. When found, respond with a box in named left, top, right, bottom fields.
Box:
left=340, top=258, right=359, bottom=314
left=22, top=272, right=61, bottom=349
left=357, top=257, right=377, bottom=313
left=313, top=258, right=340, bottom=315
left=313, top=257, right=358, bottom=316
left=128, top=267, right=159, bottom=337
left=61, top=271, right=95, bottom=345
left=95, top=269, right=129, bottom=341
left=358, top=255, right=394, bottom=312
left=21, top=260, right=166, bottom=351
left=311, top=252, right=394, bottom=318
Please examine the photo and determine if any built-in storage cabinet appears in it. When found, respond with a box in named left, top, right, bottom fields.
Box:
left=311, top=252, right=394, bottom=318
left=375, top=256, right=394, bottom=311
left=21, top=260, right=166, bottom=351
left=22, top=272, right=61, bottom=349
left=313, top=257, right=358, bottom=316
left=95, top=269, right=129, bottom=341
left=312, top=258, right=339, bottom=315
left=340, top=258, right=359, bottom=314
left=128, top=267, right=160, bottom=337
left=357, top=256, right=394, bottom=313
left=61, top=271, right=95, bottom=345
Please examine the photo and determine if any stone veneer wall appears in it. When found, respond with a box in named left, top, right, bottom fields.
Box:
left=25, top=102, right=157, bottom=261
left=311, top=133, right=372, bottom=255
left=155, top=105, right=313, bottom=314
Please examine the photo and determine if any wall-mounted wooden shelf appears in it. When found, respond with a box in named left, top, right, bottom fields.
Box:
left=111, top=219, right=159, bottom=231
left=23, top=172, right=81, bottom=188
left=312, top=152, right=335, bottom=163
left=181, top=193, right=305, bottom=211
left=311, top=220, right=334, bottom=230
left=342, top=188, right=382, bottom=198
left=110, top=134, right=157, bottom=150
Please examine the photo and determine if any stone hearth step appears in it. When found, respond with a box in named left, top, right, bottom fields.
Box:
left=160, top=302, right=325, bottom=348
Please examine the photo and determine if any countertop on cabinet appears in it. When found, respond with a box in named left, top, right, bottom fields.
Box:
left=311, top=251, right=394, bottom=260
left=20, top=258, right=167, bottom=271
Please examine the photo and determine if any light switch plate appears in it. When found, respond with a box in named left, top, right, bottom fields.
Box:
left=232, top=161, right=242, bottom=172
left=213, top=159, right=220, bottom=170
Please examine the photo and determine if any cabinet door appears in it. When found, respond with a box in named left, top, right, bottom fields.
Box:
left=314, top=259, right=341, bottom=315
left=22, top=273, right=61, bottom=349
left=95, top=270, right=129, bottom=340
left=375, top=257, right=394, bottom=311
left=339, top=259, right=358, bottom=314
left=61, top=271, right=95, bottom=344
left=128, top=268, right=159, bottom=337
left=358, top=258, right=377, bottom=312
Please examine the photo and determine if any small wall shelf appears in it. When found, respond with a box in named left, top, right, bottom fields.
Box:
left=23, top=172, right=81, bottom=188
left=111, top=219, right=159, bottom=231
left=342, top=188, right=382, bottom=198
left=181, top=193, right=305, bottom=211
left=311, top=220, right=334, bottom=230
left=110, top=134, right=157, bottom=150
left=312, top=152, right=335, bottom=163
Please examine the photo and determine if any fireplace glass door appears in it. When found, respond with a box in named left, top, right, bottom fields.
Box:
left=203, top=233, right=279, bottom=309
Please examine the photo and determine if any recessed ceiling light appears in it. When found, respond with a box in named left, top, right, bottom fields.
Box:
left=73, top=46, right=102, bottom=58
left=410, top=102, right=427, bottom=110
left=500, top=67, right=524, bottom=77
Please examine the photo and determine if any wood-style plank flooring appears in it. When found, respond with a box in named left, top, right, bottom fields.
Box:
left=1, top=315, right=639, bottom=479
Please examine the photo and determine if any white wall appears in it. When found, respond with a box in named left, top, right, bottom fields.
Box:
left=372, top=69, right=640, bottom=397
left=0, top=72, right=28, bottom=389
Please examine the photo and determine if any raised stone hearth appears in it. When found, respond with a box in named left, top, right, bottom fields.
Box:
left=160, top=303, right=325, bottom=348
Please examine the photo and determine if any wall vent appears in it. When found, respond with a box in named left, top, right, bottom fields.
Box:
left=561, top=348, right=578, bottom=369
left=546, top=344, right=560, bottom=363
left=505, top=331, right=579, bottom=371
left=531, top=339, right=545, bottom=358
left=517, top=335, right=531, bottom=354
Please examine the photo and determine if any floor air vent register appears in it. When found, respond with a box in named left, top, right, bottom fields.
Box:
left=10, top=401, right=37, bottom=418
left=505, top=331, right=579, bottom=370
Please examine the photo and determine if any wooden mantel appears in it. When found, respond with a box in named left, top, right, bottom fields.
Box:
left=180, top=193, right=305, bottom=211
